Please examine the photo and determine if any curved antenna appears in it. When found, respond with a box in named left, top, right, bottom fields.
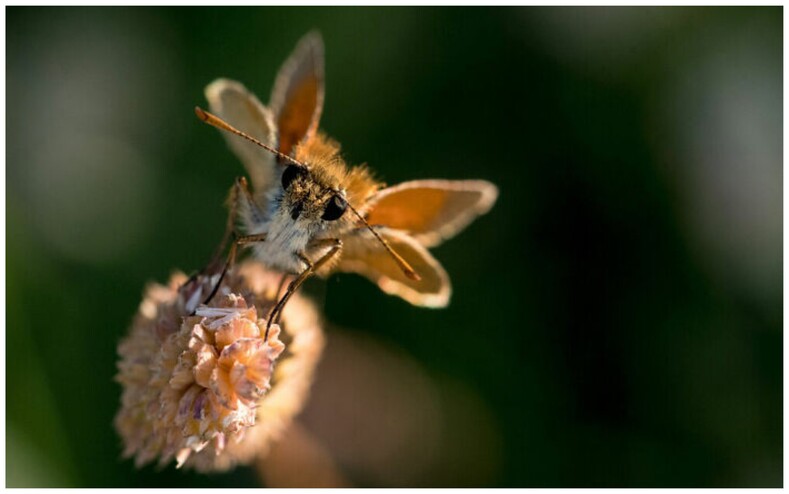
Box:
left=346, top=201, right=421, bottom=281
left=196, top=106, right=420, bottom=282
left=194, top=107, right=307, bottom=168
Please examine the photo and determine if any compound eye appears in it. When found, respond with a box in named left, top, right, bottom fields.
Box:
left=281, top=165, right=307, bottom=190
left=321, top=194, right=347, bottom=221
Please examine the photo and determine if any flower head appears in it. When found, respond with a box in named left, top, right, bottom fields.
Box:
left=115, top=261, right=324, bottom=472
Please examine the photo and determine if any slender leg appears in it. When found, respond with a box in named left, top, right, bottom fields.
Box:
left=182, top=176, right=250, bottom=290
left=204, top=177, right=253, bottom=270
left=215, top=178, right=250, bottom=259
left=237, top=233, right=268, bottom=246
left=265, top=239, right=342, bottom=340
left=184, top=176, right=269, bottom=308
left=201, top=232, right=267, bottom=305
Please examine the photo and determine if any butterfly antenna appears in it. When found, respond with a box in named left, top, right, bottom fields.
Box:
left=195, top=107, right=307, bottom=168
left=346, top=202, right=421, bottom=281
left=197, top=105, right=419, bottom=282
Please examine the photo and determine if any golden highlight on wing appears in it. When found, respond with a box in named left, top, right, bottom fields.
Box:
left=337, top=227, right=451, bottom=308
left=269, top=31, right=325, bottom=158
left=364, top=180, right=499, bottom=248
left=205, top=78, right=278, bottom=197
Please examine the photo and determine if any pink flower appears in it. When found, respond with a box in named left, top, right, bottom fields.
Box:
left=115, top=262, right=324, bottom=472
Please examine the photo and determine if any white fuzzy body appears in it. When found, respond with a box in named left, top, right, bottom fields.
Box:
left=241, top=186, right=333, bottom=274
left=250, top=213, right=310, bottom=274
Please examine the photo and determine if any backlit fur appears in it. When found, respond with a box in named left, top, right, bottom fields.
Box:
left=245, top=133, right=383, bottom=275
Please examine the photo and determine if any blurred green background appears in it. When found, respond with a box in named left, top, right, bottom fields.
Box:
left=6, top=6, right=782, bottom=487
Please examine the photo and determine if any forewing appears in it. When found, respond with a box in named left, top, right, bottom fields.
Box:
left=364, top=180, right=498, bottom=248
left=337, top=227, right=450, bottom=308
left=205, top=79, right=278, bottom=196
left=269, top=31, right=325, bottom=157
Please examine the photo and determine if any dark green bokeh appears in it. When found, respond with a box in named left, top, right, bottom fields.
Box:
left=7, top=7, right=782, bottom=487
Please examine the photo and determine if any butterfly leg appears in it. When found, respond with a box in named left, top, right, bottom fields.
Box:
left=265, top=238, right=342, bottom=340
left=182, top=176, right=246, bottom=292
left=200, top=231, right=267, bottom=306
left=190, top=177, right=268, bottom=307
left=184, top=177, right=252, bottom=285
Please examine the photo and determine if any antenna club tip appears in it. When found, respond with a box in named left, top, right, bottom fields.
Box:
left=194, top=106, right=209, bottom=121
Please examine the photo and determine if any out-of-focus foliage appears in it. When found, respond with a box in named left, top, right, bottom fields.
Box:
left=7, top=7, right=781, bottom=487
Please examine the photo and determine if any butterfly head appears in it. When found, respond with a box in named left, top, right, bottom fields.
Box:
left=278, top=161, right=348, bottom=227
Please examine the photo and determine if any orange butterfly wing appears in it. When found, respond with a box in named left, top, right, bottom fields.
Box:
left=269, top=31, right=325, bottom=158
left=337, top=227, right=450, bottom=308
left=364, top=180, right=498, bottom=247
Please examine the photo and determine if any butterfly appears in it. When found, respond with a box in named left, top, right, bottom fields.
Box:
left=196, top=31, right=498, bottom=335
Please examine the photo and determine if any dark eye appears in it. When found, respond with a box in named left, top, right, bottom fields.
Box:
left=281, top=165, right=307, bottom=189
left=321, top=194, right=347, bottom=221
